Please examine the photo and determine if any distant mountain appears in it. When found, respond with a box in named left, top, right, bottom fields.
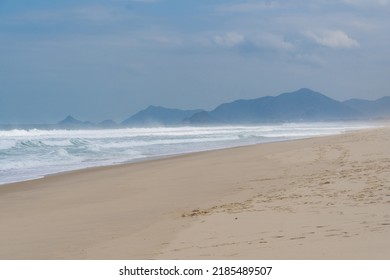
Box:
left=343, top=96, right=390, bottom=119
left=122, top=105, right=202, bottom=126
left=182, top=111, right=222, bottom=125
left=57, top=115, right=94, bottom=128
left=53, top=89, right=389, bottom=129
left=58, top=115, right=83, bottom=125
left=97, top=119, right=118, bottom=128
left=192, top=88, right=360, bottom=124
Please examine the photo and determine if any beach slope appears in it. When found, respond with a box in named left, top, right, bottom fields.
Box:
left=1, top=127, right=389, bottom=259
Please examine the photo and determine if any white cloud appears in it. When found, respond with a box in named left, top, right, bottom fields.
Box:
left=306, top=30, right=359, bottom=49
left=212, top=31, right=295, bottom=53
left=214, top=32, right=245, bottom=47
left=253, top=33, right=295, bottom=51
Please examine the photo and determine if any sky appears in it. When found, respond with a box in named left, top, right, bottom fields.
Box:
left=0, top=0, right=389, bottom=124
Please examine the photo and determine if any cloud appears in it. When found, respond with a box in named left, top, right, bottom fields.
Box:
left=253, top=33, right=295, bottom=51
left=214, top=32, right=245, bottom=47
left=213, top=31, right=294, bottom=54
left=305, top=30, right=359, bottom=49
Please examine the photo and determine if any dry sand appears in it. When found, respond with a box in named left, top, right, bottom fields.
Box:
left=0, top=127, right=390, bottom=259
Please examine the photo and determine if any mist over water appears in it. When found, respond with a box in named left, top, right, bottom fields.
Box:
left=0, top=123, right=378, bottom=185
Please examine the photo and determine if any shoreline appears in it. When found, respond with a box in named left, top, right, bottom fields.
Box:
left=1, top=124, right=379, bottom=187
left=1, top=127, right=389, bottom=259
left=0, top=122, right=380, bottom=186
left=0, top=134, right=355, bottom=189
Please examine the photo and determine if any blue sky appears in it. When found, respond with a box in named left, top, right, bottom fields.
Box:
left=1, top=0, right=389, bottom=123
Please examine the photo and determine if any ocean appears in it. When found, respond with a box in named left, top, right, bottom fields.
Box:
left=0, top=122, right=377, bottom=185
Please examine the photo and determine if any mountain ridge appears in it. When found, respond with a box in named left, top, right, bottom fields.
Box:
left=121, top=105, right=202, bottom=127
left=50, top=88, right=390, bottom=128
left=343, top=96, right=390, bottom=119
left=205, top=88, right=360, bottom=124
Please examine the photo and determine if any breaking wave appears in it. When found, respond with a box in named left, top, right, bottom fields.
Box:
left=0, top=122, right=377, bottom=184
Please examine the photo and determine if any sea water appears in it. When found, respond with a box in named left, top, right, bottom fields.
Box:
left=0, top=122, right=377, bottom=185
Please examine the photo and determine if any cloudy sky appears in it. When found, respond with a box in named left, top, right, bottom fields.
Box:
left=1, top=0, right=389, bottom=123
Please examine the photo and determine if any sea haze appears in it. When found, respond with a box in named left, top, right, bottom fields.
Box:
left=0, top=123, right=378, bottom=185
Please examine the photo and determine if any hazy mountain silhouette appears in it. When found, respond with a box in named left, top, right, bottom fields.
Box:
left=57, top=115, right=94, bottom=128
left=122, top=105, right=202, bottom=126
left=187, top=88, right=360, bottom=124
left=97, top=119, right=118, bottom=128
left=343, top=96, right=390, bottom=119
left=182, top=111, right=222, bottom=125
left=52, top=88, right=390, bottom=128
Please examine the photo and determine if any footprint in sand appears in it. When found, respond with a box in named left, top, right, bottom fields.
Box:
left=273, top=235, right=285, bottom=239
left=324, top=234, right=339, bottom=237
left=290, top=236, right=306, bottom=240
left=316, top=225, right=328, bottom=228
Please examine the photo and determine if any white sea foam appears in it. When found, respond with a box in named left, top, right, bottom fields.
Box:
left=0, top=122, right=378, bottom=185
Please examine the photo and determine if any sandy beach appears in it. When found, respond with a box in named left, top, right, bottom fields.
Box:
left=1, top=126, right=390, bottom=260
